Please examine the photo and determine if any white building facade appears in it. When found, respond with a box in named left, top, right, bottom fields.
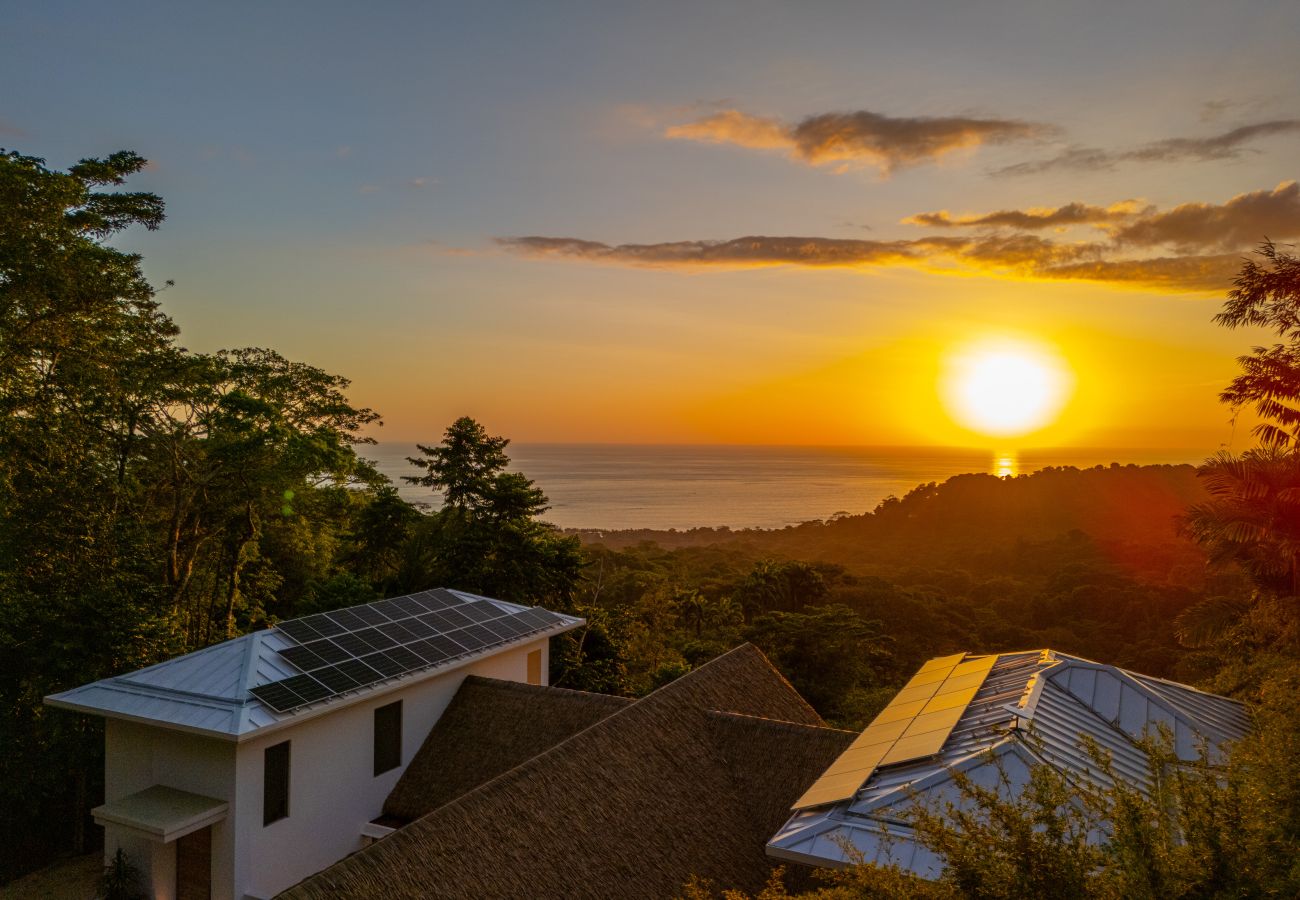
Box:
left=46, top=589, right=580, bottom=900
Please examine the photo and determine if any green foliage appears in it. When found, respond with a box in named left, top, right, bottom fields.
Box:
left=734, top=559, right=829, bottom=621
left=0, top=150, right=393, bottom=879
left=689, top=666, right=1300, bottom=898
left=745, top=605, right=891, bottom=724
left=1183, top=447, right=1300, bottom=598
left=1216, top=241, right=1300, bottom=448
left=98, top=848, right=146, bottom=900
left=572, top=465, right=1219, bottom=718
left=399, top=418, right=582, bottom=608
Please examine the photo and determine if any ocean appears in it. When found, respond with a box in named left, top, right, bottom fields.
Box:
left=364, top=444, right=1209, bottom=531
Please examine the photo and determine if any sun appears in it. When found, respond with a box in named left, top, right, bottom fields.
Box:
left=940, top=338, right=1074, bottom=438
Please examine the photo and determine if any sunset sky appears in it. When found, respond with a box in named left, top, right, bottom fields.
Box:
left=4, top=1, right=1299, bottom=448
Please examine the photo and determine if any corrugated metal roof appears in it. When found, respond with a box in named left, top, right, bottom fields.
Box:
left=44, top=589, right=582, bottom=741
left=766, top=649, right=1250, bottom=875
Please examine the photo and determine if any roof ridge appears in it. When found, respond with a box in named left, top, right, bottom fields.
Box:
left=458, top=674, right=634, bottom=706
left=405, top=644, right=784, bottom=791
left=411, top=644, right=793, bottom=818
left=705, top=708, right=854, bottom=737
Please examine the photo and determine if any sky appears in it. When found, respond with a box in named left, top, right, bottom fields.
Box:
left=3, top=0, right=1299, bottom=448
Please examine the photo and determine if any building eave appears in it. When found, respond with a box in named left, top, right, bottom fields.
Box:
left=43, top=618, right=582, bottom=742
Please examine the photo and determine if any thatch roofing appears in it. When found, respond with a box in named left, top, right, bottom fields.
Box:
left=281, top=644, right=852, bottom=900
left=384, top=676, right=633, bottom=822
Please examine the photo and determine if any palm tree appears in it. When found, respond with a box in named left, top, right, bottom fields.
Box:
left=1183, top=448, right=1300, bottom=597
left=1216, top=241, right=1300, bottom=447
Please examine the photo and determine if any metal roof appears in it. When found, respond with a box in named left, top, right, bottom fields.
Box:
left=44, top=589, right=582, bottom=742
left=766, top=649, right=1250, bottom=875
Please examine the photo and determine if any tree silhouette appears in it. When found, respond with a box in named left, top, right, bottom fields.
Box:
left=1216, top=241, right=1300, bottom=447
left=1183, top=448, right=1300, bottom=597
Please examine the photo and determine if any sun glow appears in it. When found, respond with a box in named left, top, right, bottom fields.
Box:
left=941, top=338, right=1074, bottom=438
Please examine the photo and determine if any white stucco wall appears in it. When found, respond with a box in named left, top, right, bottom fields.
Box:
left=234, top=636, right=549, bottom=899
left=100, top=636, right=549, bottom=900
left=103, top=719, right=238, bottom=900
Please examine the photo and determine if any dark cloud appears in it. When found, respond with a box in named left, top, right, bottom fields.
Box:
left=997, top=120, right=1300, bottom=176
left=499, top=179, right=1300, bottom=294
left=1113, top=181, right=1300, bottom=253
left=665, top=108, right=1053, bottom=175
left=498, top=233, right=1101, bottom=277
left=904, top=200, right=1147, bottom=230
left=1040, top=254, right=1244, bottom=292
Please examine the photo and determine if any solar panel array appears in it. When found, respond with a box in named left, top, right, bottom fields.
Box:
left=249, top=589, right=567, bottom=713
left=792, top=652, right=997, bottom=810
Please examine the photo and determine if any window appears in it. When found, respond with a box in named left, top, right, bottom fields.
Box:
left=374, top=700, right=402, bottom=776
left=527, top=649, right=542, bottom=685
left=263, top=741, right=290, bottom=825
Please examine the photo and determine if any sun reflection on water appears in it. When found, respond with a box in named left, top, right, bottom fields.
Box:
left=993, top=451, right=1018, bottom=478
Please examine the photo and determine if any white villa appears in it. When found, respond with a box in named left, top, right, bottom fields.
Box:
left=45, top=588, right=581, bottom=900
left=48, top=598, right=1252, bottom=898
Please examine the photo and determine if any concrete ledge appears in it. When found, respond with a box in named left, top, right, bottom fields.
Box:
left=93, top=784, right=228, bottom=843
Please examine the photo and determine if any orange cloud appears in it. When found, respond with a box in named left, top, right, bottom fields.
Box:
left=1113, top=181, right=1300, bottom=253
left=997, top=120, right=1300, bottom=176
left=499, top=181, right=1298, bottom=293
left=498, top=233, right=1110, bottom=281
left=665, top=108, right=1053, bottom=174
left=904, top=200, right=1148, bottom=230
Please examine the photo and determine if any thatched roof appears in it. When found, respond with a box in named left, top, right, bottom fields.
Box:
left=281, top=644, right=852, bottom=900
left=384, top=676, right=633, bottom=822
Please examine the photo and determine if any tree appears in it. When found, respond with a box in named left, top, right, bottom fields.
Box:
left=0, top=150, right=394, bottom=879
left=0, top=151, right=181, bottom=876
left=733, top=559, right=829, bottom=621
left=1183, top=447, right=1300, bottom=598
left=1179, top=244, right=1300, bottom=649
left=1216, top=241, right=1300, bottom=447
left=404, top=416, right=535, bottom=513
left=401, top=417, right=581, bottom=607
left=744, top=604, right=891, bottom=724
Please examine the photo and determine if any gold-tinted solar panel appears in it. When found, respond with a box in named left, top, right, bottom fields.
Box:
left=792, top=652, right=998, bottom=810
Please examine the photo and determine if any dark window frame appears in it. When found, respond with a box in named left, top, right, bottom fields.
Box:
left=263, top=740, right=290, bottom=826
left=373, top=700, right=402, bottom=776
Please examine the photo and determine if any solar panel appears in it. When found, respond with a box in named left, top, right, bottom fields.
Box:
left=350, top=606, right=389, bottom=626
left=425, top=634, right=466, bottom=658
left=361, top=652, right=408, bottom=678
left=385, top=645, right=425, bottom=672
left=460, top=623, right=499, bottom=647
left=370, top=598, right=406, bottom=620
left=332, top=631, right=379, bottom=657
left=458, top=602, right=497, bottom=623
left=377, top=621, right=417, bottom=643
left=449, top=627, right=489, bottom=651
left=420, top=590, right=458, bottom=610
left=276, top=619, right=323, bottom=643
left=280, top=674, right=331, bottom=704
left=250, top=590, right=572, bottom=713
left=357, top=628, right=399, bottom=651
left=792, top=652, right=996, bottom=811
left=302, top=639, right=351, bottom=665
left=400, top=618, right=435, bottom=639
left=516, top=608, right=554, bottom=629
left=326, top=608, right=368, bottom=631
left=299, top=613, right=347, bottom=638
left=481, top=618, right=522, bottom=640
left=313, top=665, right=363, bottom=693
left=389, top=595, right=428, bottom=617
left=407, top=639, right=450, bottom=665
left=336, top=658, right=382, bottom=684
left=279, top=645, right=330, bottom=672
left=249, top=681, right=307, bottom=713
left=439, top=607, right=475, bottom=628
left=418, top=610, right=458, bottom=631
